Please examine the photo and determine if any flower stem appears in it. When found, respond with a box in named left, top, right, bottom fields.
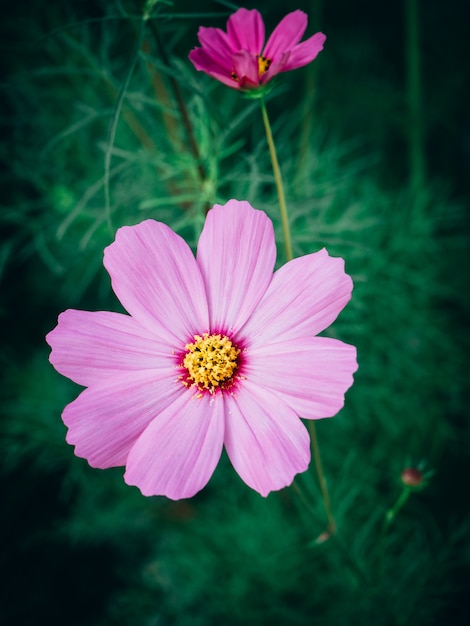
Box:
left=292, top=480, right=367, bottom=586
left=259, top=98, right=293, bottom=262
left=260, top=96, right=335, bottom=536
left=308, top=420, right=336, bottom=536
left=375, top=486, right=412, bottom=575
left=385, top=487, right=412, bottom=527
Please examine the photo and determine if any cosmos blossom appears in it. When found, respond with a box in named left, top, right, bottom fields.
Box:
left=46, top=200, right=357, bottom=500
left=189, top=8, right=326, bottom=92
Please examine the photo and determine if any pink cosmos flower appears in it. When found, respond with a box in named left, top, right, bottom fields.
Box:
left=189, top=8, right=326, bottom=92
left=46, top=200, right=357, bottom=500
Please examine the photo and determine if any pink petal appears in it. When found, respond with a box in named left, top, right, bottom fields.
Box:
left=124, top=391, right=225, bottom=499
left=246, top=337, right=358, bottom=419
left=232, top=50, right=260, bottom=87
left=224, top=381, right=311, bottom=496
left=282, top=32, right=326, bottom=72
left=196, top=200, right=276, bottom=332
left=103, top=220, right=209, bottom=345
left=239, top=249, right=353, bottom=345
left=260, top=51, right=291, bottom=83
left=62, top=369, right=181, bottom=468
left=194, top=26, right=234, bottom=69
left=188, top=48, right=241, bottom=89
left=197, top=26, right=232, bottom=55
left=227, top=8, right=265, bottom=54
left=263, top=10, right=308, bottom=60
left=46, top=309, right=173, bottom=387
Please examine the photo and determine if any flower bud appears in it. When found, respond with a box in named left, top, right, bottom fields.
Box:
left=401, top=467, right=424, bottom=487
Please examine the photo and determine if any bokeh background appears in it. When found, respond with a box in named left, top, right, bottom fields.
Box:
left=1, top=0, right=469, bottom=624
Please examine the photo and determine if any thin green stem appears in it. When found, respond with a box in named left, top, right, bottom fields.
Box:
left=292, top=480, right=367, bottom=586
left=260, top=97, right=335, bottom=535
left=308, top=421, right=336, bottom=536
left=385, top=487, right=412, bottom=527
left=375, top=486, right=412, bottom=576
left=259, top=98, right=293, bottom=262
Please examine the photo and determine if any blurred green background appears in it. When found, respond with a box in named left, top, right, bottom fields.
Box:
left=1, top=0, right=469, bottom=624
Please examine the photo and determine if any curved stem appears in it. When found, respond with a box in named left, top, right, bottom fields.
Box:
left=259, top=98, right=293, bottom=262
left=260, top=97, right=335, bottom=535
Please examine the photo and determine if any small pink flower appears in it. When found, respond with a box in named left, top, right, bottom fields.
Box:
left=189, top=8, right=326, bottom=92
left=46, top=200, right=357, bottom=500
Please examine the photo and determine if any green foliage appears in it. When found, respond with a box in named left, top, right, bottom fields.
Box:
left=1, top=1, right=469, bottom=625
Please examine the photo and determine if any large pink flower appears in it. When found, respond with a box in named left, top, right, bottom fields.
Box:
left=189, top=8, right=326, bottom=92
left=46, top=200, right=357, bottom=500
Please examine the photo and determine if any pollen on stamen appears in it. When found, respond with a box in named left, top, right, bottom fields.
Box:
left=257, top=55, right=272, bottom=76
left=180, top=332, right=241, bottom=395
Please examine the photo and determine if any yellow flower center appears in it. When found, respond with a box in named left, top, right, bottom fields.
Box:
left=258, top=55, right=272, bottom=76
left=183, top=333, right=240, bottom=392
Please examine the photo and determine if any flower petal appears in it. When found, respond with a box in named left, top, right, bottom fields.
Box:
left=232, top=50, right=260, bottom=87
left=239, top=249, right=353, bottom=344
left=197, top=26, right=233, bottom=57
left=196, top=200, right=276, bottom=332
left=125, top=392, right=225, bottom=499
left=261, top=51, right=291, bottom=82
left=224, top=381, right=310, bottom=496
left=227, top=8, right=265, bottom=55
left=247, top=337, right=357, bottom=419
left=282, top=32, right=326, bottom=72
left=46, top=309, right=173, bottom=387
left=263, top=10, right=308, bottom=60
left=62, top=369, right=181, bottom=468
left=103, top=220, right=209, bottom=345
left=189, top=48, right=241, bottom=89
left=193, top=26, right=234, bottom=69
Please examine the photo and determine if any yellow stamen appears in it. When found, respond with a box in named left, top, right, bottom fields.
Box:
left=183, top=333, right=240, bottom=392
left=258, top=55, right=272, bottom=76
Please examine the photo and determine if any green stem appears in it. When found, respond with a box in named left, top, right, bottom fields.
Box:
left=308, top=421, right=336, bottom=535
left=260, top=97, right=335, bottom=535
left=259, top=98, right=293, bottom=262
left=375, top=486, right=412, bottom=575
left=292, top=480, right=367, bottom=585
left=385, top=487, right=411, bottom=527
